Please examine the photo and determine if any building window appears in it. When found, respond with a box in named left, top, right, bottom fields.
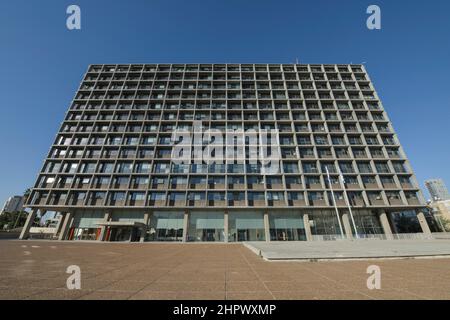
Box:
left=309, top=210, right=343, bottom=237
left=269, top=212, right=306, bottom=241
left=187, top=212, right=224, bottom=242
left=228, top=212, right=265, bottom=242
left=148, top=212, right=184, bottom=241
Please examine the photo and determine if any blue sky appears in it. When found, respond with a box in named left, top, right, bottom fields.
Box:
left=0, top=0, right=449, bottom=207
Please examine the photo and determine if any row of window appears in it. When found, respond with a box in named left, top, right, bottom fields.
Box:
left=71, top=100, right=383, bottom=111
left=84, top=76, right=369, bottom=85
left=61, top=121, right=391, bottom=133
left=30, top=189, right=420, bottom=207
left=54, top=134, right=397, bottom=148
left=36, top=173, right=415, bottom=190
left=80, top=81, right=372, bottom=92
left=80, top=81, right=372, bottom=91
left=76, top=90, right=377, bottom=101
left=88, top=64, right=364, bottom=73
left=41, top=159, right=410, bottom=175
left=85, top=69, right=366, bottom=78
left=89, top=64, right=365, bottom=71
left=84, top=70, right=366, bottom=80
left=65, top=111, right=386, bottom=125
left=48, top=145, right=403, bottom=162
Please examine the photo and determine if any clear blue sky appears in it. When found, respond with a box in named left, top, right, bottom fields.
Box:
left=0, top=0, right=449, bottom=207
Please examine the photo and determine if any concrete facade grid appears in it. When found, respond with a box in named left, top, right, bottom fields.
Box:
left=26, top=63, right=425, bottom=212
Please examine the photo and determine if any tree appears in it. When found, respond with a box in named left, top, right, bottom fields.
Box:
left=23, top=188, right=32, bottom=205
left=0, top=188, right=33, bottom=230
left=0, top=211, right=27, bottom=230
left=439, top=217, right=450, bottom=232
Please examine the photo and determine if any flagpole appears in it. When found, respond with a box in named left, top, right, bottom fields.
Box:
left=338, top=168, right=359, bottom=239
left=325, top=167, right=344, bottom=238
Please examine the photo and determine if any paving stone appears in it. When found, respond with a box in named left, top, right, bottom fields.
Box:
left=1, top=240, right=449, bottom=300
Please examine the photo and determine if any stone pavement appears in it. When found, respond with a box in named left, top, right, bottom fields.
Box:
left=0, top=240, right=449, bottom=300
left=244, top=239, right=450, bottom=260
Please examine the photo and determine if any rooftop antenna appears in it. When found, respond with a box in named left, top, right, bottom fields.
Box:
left=295, top=58, right=299, bottom=64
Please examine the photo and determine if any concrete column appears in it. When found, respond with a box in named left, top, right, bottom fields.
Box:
left=263, top=211, right=270, bottom=242
left=182, top=211, right=189, bottom=242
left=128, top=228, right=133, bottom=242
left=388, top=212, right=399, bottom=234
left=378, top=211, right=393, bottom=240
left=98, top=212, right=111, bottom=241
left=341, top=213, right=353, bottom=240
left=416, top=211, right=432, bottom=234
left=58, top=212, right=73, bottom=241
left=303, top=213, right=313, bottom=241
left=19, top=209, right=38, bottom=240
left=140, top=212, right=150, bottom=243
left=224, top=211, right=229, bottom=243
left=53, top=213, right=65, bottom=238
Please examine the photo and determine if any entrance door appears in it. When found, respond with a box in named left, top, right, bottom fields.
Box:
left=237, top=229, right=248, bottom=241
left=202, top=229, right=218, bottom=241
left=110, top=227, right=132, bottom=242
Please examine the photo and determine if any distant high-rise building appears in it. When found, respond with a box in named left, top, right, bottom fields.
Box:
left=1, top=196, right=24, bottom=214
left=20, top=63, right=435, bottom=241
left=425, top=179, right=450, bottom=201
left=428, top=200, right=450, bottom=231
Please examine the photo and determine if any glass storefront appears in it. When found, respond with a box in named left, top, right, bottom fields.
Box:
left=228, top=211, right=265, bottom=241
left=70, top=211, right=104, bottom=240
left=352, top=210, right=384, bottom=235
left=112, top=211, right=144, bottom=223
left=109, top=227, right=141, bottom=242
left=66, top=209, right=433, bottom=242
left=309, top=210, right=343, bottom=237
left=309, top=210, right=384, bottom=237
left=391, top=210, right=422, bottom=233
left=148, top=211, right=184, bottom=241
left=188, top=211, right=224, bottom=242
left=269, top=212, right=306, bottom=241
left=104, top=211, right=145, bottom=242
left=72, top=227, right=100, bottom=240
left=423, top=209, right=441, bottom=232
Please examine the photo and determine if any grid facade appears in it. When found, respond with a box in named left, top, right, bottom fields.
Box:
left=27, top=63, right=425, bottom=211
left=425, top=179, right=450, bottom=201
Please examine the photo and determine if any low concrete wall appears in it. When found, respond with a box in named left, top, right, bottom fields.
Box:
left=432, top=232, right=450, bottom=239
left=29, top=227, right=56, bottom=234
left=242, top=242, right=262, bottom=257
left=245, top=239, right=450, bottom=261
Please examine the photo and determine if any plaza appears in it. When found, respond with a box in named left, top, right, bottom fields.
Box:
left=1, top=240, right=450, bottom=300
